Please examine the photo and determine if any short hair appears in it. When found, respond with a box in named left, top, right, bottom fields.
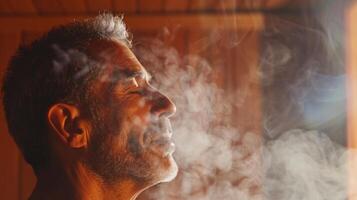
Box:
left=1, top=13, right=131, bottom=172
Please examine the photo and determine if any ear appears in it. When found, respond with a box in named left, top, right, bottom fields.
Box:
left=47, top=103, right=90, bottom=148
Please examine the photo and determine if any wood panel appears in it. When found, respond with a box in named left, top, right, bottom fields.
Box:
left=32, top=0, right=64, bottom=14
left=347, top=2, right=357, bottom=199
left=0, top=1, right=12, bottom=14
left=214, top=0, right=238, bottom=11
left=189, top=0, right=216, bottom=11
left=137, top=0, right=163, bottom=12
left=0, top=14, right=264, bottom=33
left=0, top=31, right=21, bottom=200
left=0, top=0, right=37, bottom=15
left=86, top=0, right=112, bottom=13
left=162, top=28, right=188, bottom=57
left=113, top=0, right=137, bottom=13
left=232, top=30, right=262, bottom=133
left=347, top=0, right=357, bottom=149
left=187, top=29, right=262, bottom=133
left=19, top=160, right=36, bottom=200
left=57, top=0, right=87, bottom=14
left=0, top=0, right=326, bottom=15
left=164, top=0, right=188, bottom=12
left=132, top=26, right=187, bottom=56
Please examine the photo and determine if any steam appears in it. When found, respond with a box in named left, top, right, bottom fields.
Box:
left=132, top=2, right=355, bottom=197
left=264, top=129, right=348, bottom=200
left=49, top=3, right=355, bottom=199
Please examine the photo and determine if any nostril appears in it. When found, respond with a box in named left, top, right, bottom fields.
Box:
left=150, top=92, right=176, bottom=118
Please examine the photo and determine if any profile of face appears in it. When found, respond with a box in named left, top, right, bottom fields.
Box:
left=84, top=39, right=178, bottom=186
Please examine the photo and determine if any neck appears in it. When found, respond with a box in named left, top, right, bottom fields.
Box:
left=29, top=162, right=143, bottom=200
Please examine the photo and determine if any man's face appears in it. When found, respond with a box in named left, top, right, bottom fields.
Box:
left=85, top=39, right=177, bottom=185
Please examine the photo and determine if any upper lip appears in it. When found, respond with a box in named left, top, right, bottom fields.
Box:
left=146, top=131, right=172, bottom=144
left=144, top=117, right=173, bottom=142
left=147, top=133, right=173, bottom=147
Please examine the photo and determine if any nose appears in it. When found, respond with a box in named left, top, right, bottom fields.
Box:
left=150, top=90, right=176, bottom=118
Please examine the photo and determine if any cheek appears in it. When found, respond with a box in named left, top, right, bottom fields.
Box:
left=122, top=97, right=152, bottom=126
left=104, top=97, right=153, bottom=152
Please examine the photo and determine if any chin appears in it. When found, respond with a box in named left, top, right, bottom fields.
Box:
left=159, top=155, right=178, bottom=183
left=149, top=154, right=178, bottom=185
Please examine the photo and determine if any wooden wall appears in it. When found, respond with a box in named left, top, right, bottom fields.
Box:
left=0, top=32, right=23, bottom=200
left=347, top=1, right=357, bottom=199
left=0, top=0, right=324, bottom=15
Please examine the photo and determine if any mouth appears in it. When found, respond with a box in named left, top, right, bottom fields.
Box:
left=142, top=118, right=175, bottom=157
left=149, top=135, right=176, bottom=157
left=143, top=130, right=175, bottom=157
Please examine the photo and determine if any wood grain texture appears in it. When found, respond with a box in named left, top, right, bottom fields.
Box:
left=0, top=1, right=12, bottom=14
left=113, top=0, right=137, bottom=13
left=189, top=0, right=215, bottom=11
left=163, top=0, right=188, bottom=11
left=0, top=0, right=37, bottom=14
left=347, top=0, right=357, bottom=149
left=0, top=14, right=264, bottom=32
left=57, top=0, right=87, bottom=14
left=32, top=0, right=64, bottom=14
left=19, top=159, right=36, bottom=200
left=347, top=3, right=357, bottom=199
left=86, top=0, right=112, bottom=13
left=0, top=0, right=325, bottom=15
left=213, top=0, right=238, bottom=11
left=137, top=0, right=163, bottom=12
left=0, top=31, right=21, bottom=200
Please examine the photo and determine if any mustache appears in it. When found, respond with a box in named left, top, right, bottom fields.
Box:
left=146, top=117, right=172, bottom=135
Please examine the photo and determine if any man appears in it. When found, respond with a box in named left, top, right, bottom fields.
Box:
left=2, top=14, right=177, bottom=200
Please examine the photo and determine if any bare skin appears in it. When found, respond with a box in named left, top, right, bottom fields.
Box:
left=29, top=39, right=177, bottom=200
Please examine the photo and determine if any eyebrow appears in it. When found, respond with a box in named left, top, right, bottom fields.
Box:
left=107, top=68, right=150, bottom=89
left=124, top=69, right=152, bottom=82
left=124, top=69, right=144, bottom=77
left=110, top=69, right=146, bottom=80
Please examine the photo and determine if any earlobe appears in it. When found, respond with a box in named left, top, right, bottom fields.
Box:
left=47, top=104, right=88, bottom=148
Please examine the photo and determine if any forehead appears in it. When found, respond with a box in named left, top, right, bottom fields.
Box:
left=87, top=39, right=146, bottom=75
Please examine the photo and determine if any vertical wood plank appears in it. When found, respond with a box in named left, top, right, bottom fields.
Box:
left=186, top=29, right=207, bottom=65
left=0, top=1, right=12, bottom=14
left=113, top=0, right=137, bottom=13
left=19, top=160, right=36, bottom=200
left=164, top=28, right=188, bottom=57
left=163, top=0, right=188, bottom=12
left=8, top=0, right=37, bottom=14
left=189, top=0, right=215, bottom=11
left=137, top=0, right=163, bottom=12
left=0, top=31, right=21, bottom=200
left=347, top=0, right=357, bottom=149
left=57, top=0, right=87, bottom=13
left=86, top=0, right=112, bottom=13
left=347, top=2, right=357, bottom=199
left=212, top=0, right=237, bottom=11
left=232, top=30, right=262, bottom=133
left=32, top=0, right=64, bottom=14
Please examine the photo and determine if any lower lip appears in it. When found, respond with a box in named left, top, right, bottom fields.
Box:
left=149, top=137, right=176, bottom=157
